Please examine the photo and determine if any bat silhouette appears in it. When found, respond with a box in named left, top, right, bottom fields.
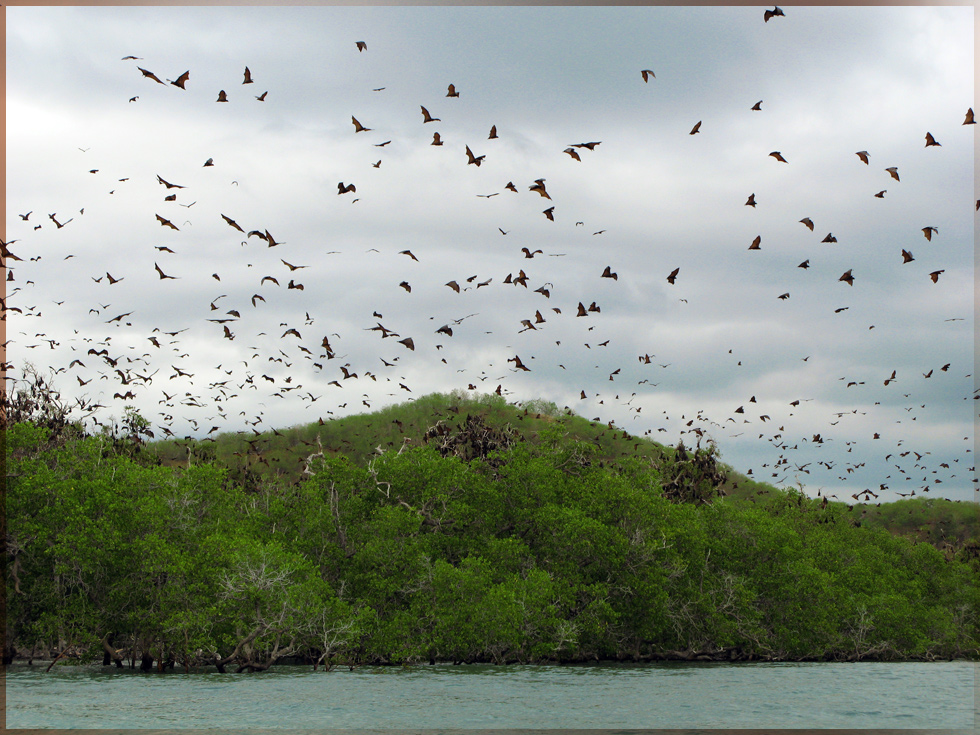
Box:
left=764, top=6, right=785, bottom=22
left=154, top=263, right=177, bottom=280
left=169, top=71, right=190, bottom=89
left=138, top=67, right=165, bottom=84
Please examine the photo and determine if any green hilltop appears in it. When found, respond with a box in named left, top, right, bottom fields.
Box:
left=146, top=390, right=978, bottom=549
left=148, top=390, right=767, bottom=497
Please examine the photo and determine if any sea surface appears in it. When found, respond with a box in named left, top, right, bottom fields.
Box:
left=4, top=660, right=976, bottom=729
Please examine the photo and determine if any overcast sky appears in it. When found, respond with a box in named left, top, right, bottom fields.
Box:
left=5, top=4, right=976, bottom=503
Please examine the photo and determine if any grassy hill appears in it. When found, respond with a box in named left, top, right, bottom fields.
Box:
left=144, top=390, right=978, bottom=555
left=147, top=390, right=774, bottom=496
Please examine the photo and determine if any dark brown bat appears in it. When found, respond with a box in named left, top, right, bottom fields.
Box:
left=221, top=214, right=244, bottom=232
left=155, top=214, right=178, bottom=230
left=170, top=71, right=190, bottom=89
left=529, top=179, right=550, bottom=198
left=156, top=175, right=185, bottom=189
left=138, top=67, right=165, bottom=84
left=763, top=6, right=785, bottom=22
left=154, top=263, right=177, bottom=280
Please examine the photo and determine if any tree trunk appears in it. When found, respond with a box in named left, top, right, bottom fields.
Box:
left=214, top=624, right=265, bottom=672
left=101, top=634, right=124, bottom=667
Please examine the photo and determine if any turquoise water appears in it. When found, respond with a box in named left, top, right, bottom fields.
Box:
left=5, top=660, right=976, bottom=729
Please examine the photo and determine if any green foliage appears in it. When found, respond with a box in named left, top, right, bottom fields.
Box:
left=5, top=393, right=979, bottom=670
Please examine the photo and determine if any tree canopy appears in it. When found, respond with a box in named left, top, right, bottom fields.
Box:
left=4, top=381, right=978, bottom=670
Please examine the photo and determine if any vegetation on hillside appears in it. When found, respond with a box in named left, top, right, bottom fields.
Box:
left=4, top=370, right=978, bottom=671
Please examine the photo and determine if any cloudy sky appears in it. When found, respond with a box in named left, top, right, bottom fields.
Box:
left=4, top=4, right=976, bottom=503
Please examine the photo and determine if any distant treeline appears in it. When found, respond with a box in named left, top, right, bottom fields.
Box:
left=3, top=383, right=979, bottom=671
